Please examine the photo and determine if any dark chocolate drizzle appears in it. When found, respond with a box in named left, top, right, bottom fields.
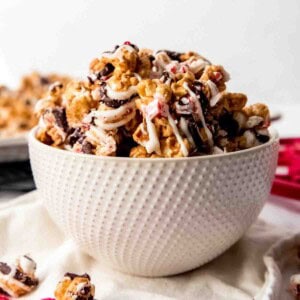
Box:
left=219, top=112, right=239, bottom=138
left=256, top=133, right=270, bottom=143
left=95, top=63, right=115, bottom=79
left=187, top=118, right=209, bottom=153
left=157, top=49, right=183, bottom=61
left=160, top=71, right=173, bottom=84
left=101, top=98, right=130, bottom=108
left=64, top=272, right=91, bottom=280
left=51, top=107, right=68, bottom=131
left=191, top=81, right=209, bottom=114
left=103, top=45, right=120, bottom=54
left=95, top=81, right=136, bottom=108
left=67, top=128, right=84, bottom=146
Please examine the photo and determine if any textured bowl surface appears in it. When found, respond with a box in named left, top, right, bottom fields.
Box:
left=29, top=128, right=279, bottom=277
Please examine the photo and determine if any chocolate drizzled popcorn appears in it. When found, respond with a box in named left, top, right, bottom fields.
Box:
left=35, top=42, right=271, bottom=157
left=0, top=255, right=38, bottom=298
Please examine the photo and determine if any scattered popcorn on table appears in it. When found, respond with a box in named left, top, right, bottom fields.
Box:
left=289, top=274, right=300, bottom=300
left=54, top=272, right=95, bottom=300
left=35, top=42, right=271, bottom=157
left=0, top=255, right=38, bottom=298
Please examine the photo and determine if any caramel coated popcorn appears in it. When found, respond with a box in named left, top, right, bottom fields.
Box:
left=0, top=255, right=38, bottom=298
left=54, top=272, right=95, bottom=300
left=0, top=72, right=71, bottom=138
left=35, top=42, right=271, bottom=157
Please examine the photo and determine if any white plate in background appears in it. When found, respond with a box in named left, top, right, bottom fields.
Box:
left=0, top=134, right=29, bottom=163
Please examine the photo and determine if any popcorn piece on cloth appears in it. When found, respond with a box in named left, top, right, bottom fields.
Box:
left=0, top=255, right=38, bottom=298
left=54, top=272, right=95, bottom=300
left=289, top=274, right=300, bottom=300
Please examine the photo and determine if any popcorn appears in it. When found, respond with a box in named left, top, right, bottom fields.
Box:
left=54, top=272, right=95, bottom=300
left=200, top=65, right=230, bottom=92
left=36, top=107, right=68, bottom=146
left=243, top=103, right=270, bottom=125
left=0, top=72, right=71, bottom=138
left=35, top=43, right=271, bottom=157
left=0, top=255, right=38, bottom=298
left=289, top=274, right=300, bottom=300
left=64, top=81, right=97, bottom=127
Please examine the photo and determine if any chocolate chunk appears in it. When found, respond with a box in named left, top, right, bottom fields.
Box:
left=40, top=76, right=50, bottom=85
left=96, top=63, right=114, bottom=79
left=191, top=81, right=209, bottom=113
left=101, top=98, right=129, bottom=108
left=0, top=262, right=11, bottom=275
left=158, top=50, right=182, bottom=61
left=14, top=269, right=38, bottom=287
left=67, top=128, right=83, bottom=146
left=256, top=133, right=270, bottom=143
left=219, top=113, right=239, bottom=138
left=79, top=285, right=91, bottom=295
left=52, top=108, right=68, bottom=131
left=64, top=272, right=91, bottom=280
left=81, top=141, right=94, bottom=154
left=187, top=119, right=209, bottom=153
left=149, top=55, right=155, bottom=62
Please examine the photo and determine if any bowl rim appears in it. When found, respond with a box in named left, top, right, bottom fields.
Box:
left=28, top=126, right=279, bottom=162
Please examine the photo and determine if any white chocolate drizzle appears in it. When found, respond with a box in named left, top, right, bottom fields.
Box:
left=167, top=112, right=189, bottom=157
left=144, top=115, right=161, bottom=155
left=179, top=117, right=195, bottom=148
left=85, top=126, right=116, bottom=153
left=185, top=57, right=209, bottom=74
left=206, top=80, right=223, bottom=107
left=86, top=100, right=135, bottom=123
left=183, top=82, right=213, bottom=147
left=19, top=255, right=36, bottom=275
left=106, top=85, right=137, bottom=100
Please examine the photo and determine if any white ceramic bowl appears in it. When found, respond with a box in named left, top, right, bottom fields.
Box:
left=29, top=127, right=279, bottom=277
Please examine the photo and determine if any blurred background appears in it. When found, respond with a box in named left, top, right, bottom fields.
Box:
left=0, top=0, right=299, bottom=198
left=1, top=0, right=300, bottom=107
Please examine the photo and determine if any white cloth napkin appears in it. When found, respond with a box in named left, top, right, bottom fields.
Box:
left=0, top=192, right=299, bottom=300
